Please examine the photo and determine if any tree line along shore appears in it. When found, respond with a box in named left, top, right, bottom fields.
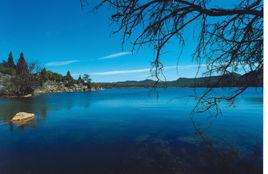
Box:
left=0, top=52, right=262, bottom=97
left=0, top=52, right=100, bottom=97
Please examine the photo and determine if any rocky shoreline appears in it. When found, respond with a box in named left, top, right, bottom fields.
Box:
left=32, top=82, right=102, bottom=97
left=0, top=73, right=101, bottom=98
left=33, top=81, right=97, bottom=94
left=0, top=73, right=11, bottom=95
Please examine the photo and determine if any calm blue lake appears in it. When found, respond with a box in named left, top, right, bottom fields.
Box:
left=0, top=88, right=263, bottom=174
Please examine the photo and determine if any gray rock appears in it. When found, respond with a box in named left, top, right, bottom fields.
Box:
left=0, top=73, right=11, bottom=95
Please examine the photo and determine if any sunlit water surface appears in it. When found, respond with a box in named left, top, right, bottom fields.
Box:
left=0, top=88, right=263, bottom=174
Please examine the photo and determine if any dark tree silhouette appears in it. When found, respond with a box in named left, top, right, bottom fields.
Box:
left=7, top=52, right=16, bottom=68
left=89, top=0, right=263, bottom=112
left=65, top=70, right=74, bottom=82
left=78, top=75, right=83, bottom=83
left=7, top=53, right=40, bottom=96
left=82, top=74, right=91, bottom=83
left=16, top=52, right=29, bottom=75
left=40, top=68, right=48, bottom=81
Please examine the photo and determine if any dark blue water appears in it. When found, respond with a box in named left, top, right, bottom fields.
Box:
left=0, top=88, right=263, bottom=174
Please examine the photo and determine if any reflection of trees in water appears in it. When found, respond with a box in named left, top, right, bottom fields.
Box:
left=126, top=135, right=195, bottom=174
left=0, top=97, right=49, bottom=130
left=188, top=114, right=262, bottom=174
left=116, top=89, right=262, bottom=174
left=0, top=91, right=261, bottom=173
left=0, top=92, right=93, bottom=129
left=127, top=114, right=262, bottom=174
left=0, top=98, right=48, bottom=119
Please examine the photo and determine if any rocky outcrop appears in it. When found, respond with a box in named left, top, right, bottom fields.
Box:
left=0, top=74, right=101, bottom=97
left=0, top=73, right=11, bottom=95
left=34, top=81, right=91, bottom=94
left=11, top=112, right=35, bottom=121
left=11, top=112, right=35, bottom=126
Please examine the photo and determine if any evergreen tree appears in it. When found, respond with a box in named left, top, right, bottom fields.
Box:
left=82, top=74, right=91, bottom=83
left=16, top=52, right=29, bottom=75
left=78, top=75, right=83, bottom=83
left=7, top=52, right=16, bottom=68
left=65, top=70, right=73, bottom=82
left=40, top=68, right=48, bottom=81
left=82, top=74, right=91, bottom=88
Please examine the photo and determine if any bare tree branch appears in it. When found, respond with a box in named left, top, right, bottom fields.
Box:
left=88, top=0, right=263, bottom=113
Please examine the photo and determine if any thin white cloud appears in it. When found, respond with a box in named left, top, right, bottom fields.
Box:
left=92, top=68, right=150, bottom=76
left=171, top=64, right=206, bottom=70
left=98, top=51, right=132, bottom=60
left=91, top=64, right=206, bottom=76
left=45, top=60, right=80, bottom=67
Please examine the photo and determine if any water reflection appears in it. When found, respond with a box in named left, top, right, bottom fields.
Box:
left=0, top=92, right=93, bottom=129
left=12, top=116, right=34, bottom=127
left=0, top=88, right=262, bottom=174
left=188, top=114, right=262, bottom=174
left=118, top=113, right=262, bottom=174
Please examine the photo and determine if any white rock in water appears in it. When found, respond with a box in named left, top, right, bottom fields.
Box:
left=23, top=94, right=33, bottom=98
left=11, top=112, right=34, bottom=121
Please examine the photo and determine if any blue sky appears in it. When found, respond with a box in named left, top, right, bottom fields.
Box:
left=0, top=0, right=237, bottom=82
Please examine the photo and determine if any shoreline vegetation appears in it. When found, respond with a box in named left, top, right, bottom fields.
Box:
left=0, top=52, right=101, bottom=98
left=0, top=52, right=263, bottom=98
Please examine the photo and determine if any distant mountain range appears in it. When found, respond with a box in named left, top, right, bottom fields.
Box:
left=99, top=71, right=263, bottom=88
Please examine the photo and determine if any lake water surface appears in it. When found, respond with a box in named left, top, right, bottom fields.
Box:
left=0, top=88, right=263, bottom=174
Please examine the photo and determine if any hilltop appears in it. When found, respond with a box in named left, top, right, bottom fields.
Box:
left=99, top=71, right=262, bottom=88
